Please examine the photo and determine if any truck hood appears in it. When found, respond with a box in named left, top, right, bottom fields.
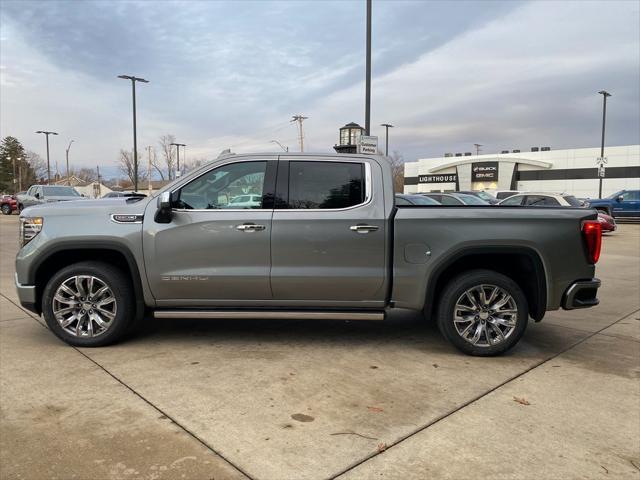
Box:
left=20, top=196, right=153, bottom=218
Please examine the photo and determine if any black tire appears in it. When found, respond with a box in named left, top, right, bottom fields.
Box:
left=1, top=204, right=11, bottom=215
left=436, top=269, right=528, bottom=356
left=42, top=261, right=135, bottom=347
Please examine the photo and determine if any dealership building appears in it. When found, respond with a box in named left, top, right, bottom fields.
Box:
left=404, top=144, right=639, bottom=198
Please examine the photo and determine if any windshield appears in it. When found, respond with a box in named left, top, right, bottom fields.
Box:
left=606, top=190, right=624, bottom=200
left=456, top=194, right=488, bottom=205
left=43, top=186, right=80, bottom=196
left=475, top=191, right=496, bottom=201
left=563, top=195, right=582, bottom=207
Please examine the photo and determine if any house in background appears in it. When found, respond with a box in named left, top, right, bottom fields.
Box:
left=53, top=176, right=112, bottom=198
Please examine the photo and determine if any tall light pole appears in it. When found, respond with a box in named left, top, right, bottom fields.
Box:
left=35, top=130, right=58, bottom=184
left=597, top=90, right=611, bottom=199
left=65, top=140, right=74, bottom=185
left=170, top=143, right=186, bottom=177
left=365, top=0, right=372, bottom=135
left=380, top=123, right=393, bottom=156
left=118, top=75, right=149, bottom=191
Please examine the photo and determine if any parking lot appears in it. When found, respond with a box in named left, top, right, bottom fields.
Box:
left=0, top=213, right=638, bottom=479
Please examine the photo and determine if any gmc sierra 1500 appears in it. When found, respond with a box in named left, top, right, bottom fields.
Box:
left=15, top=153, right=602, bottom=355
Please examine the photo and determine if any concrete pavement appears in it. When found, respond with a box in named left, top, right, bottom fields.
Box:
left=0, top=214, right=638, bottom=479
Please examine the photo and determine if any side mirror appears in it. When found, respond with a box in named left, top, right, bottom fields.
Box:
left=617, top=195, right=624, bottom=202
left=155, top=191, right=172, bottom=223
left=34, top=192, right=40, bottom=199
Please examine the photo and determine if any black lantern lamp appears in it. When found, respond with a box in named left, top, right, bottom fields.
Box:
left=334, top=122, right=364, bottom=154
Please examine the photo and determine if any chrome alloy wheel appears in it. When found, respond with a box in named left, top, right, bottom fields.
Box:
left=453, top=284, right=518, bottom=348
left=52, top=275, right=117, bottom=338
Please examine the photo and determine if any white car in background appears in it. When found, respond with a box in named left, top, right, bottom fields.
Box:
left=498, top=192, right=582, bottom=207
left=227, top=194, right=262, bottom=208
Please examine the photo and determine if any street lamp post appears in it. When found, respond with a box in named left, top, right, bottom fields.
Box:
left=270, top=140, right=289, bottom=152
left=170, top=143, right=186, bottom=177
left=65, top=140, right=74, bottom=185
left=35, top=130, right=58, bottom=184
left=597, top=90, right=611, bottom=199
left=364, top=0, right=372, bottom=135
left=380, top=123, right=394, bottom=156
left=118, top=75, right=149, bottom=191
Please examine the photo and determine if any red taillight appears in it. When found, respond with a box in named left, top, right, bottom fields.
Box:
left=582, top=220, right=602, bottom=264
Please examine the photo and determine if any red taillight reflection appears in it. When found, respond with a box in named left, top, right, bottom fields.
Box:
left=582, top=220, right=602, bottom=264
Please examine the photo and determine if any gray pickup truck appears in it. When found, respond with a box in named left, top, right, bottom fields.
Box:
left=17, top=185, right=85, bottom=211
left=15, top=153, right=602, bottom=355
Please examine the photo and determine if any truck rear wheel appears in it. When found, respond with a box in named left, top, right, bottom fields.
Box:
left=436, top=269, right=528, bottom=356
left=42, top=261, right=134, bottom=347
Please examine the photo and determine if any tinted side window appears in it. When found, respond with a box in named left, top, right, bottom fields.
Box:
left=288, top=161, right=365, bottom=209
left=622, top=191, right=640, bottom=201
left=175, top=161, right=266, bottom=210
left=395, top=196, right=411, bottom=206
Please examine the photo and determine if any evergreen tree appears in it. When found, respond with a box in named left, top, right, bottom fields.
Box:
left=0, top=136, right=26, bottom=193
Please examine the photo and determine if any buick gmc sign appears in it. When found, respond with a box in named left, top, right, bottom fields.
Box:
left=472, top=162, right=499, bottom=181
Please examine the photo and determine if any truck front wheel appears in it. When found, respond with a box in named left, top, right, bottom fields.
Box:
left=42, top=261, right=134, bottom=347
left=436, top=269, right=528, bottom=356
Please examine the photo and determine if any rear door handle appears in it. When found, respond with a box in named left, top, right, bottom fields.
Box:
left=350, top=224, right=379, bottom=234
left=236, top=223, right=266, bottom=232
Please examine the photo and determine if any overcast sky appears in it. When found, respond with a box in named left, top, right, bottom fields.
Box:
left=1, top=0, right=639, bottom=177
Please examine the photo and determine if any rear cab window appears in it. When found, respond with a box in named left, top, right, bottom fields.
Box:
left=284, top=161, right=365, bottom=209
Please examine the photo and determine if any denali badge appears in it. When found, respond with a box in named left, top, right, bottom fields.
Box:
left=161, top=276, right=210, bottom=281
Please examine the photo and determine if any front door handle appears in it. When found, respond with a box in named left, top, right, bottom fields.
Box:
left=236, top=223, right=266, bottom=232
left=350, top=224, right=379, bottom=234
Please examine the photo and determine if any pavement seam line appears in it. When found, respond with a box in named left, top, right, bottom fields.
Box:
left=0, top=293, right=255, bottom=480
left=329, top=306, right=640, bottom=480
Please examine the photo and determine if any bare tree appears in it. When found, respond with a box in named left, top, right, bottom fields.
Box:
left=75, top=167, right=98, bottom=182
left=149, top=148, right=165, bottom=180
left=118, top=149, right=147, bottom=186
left=158, top=134, right=176, bottom=180
left=388, top=151, right=405, bottom=193
left=183, top=157, right=207, bottom=173
left=24, top=150, right=46, bottom=179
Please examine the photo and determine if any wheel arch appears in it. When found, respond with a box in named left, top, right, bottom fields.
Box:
left=424, top=246, right=547, bottom=322
left=29, top=242, right=146, bottom=317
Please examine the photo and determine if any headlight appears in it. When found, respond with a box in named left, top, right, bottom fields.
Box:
left=19, top=217, right=43, bottom=247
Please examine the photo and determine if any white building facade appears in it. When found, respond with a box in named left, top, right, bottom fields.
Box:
left=404, top=145, right=640, bottom=198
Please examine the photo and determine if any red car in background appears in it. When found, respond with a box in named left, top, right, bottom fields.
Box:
left=598, top=212, right=617, bottom=233
left=1, top=194, right=17, bottom=215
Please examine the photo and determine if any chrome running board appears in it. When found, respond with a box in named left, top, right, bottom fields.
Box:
left=153, top=310, right=384, bottom=321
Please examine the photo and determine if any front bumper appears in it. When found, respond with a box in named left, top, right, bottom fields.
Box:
left=15, top=273, right=38, bottom=313
left=562, top=278, right=601, bottom=310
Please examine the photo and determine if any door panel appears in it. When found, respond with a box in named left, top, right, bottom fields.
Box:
left=143, top=159, right=276, bottom=302
left=270, top=159, right=387, bottom=304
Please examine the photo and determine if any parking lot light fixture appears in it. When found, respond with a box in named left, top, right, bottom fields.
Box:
left=170, top=143, right=186, bottom=177
left=118, top=75, right=149, bottom=191
left=35, top=130, right=58, bottom=184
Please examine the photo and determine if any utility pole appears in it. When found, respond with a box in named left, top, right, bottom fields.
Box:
left=597, top=90, right=611, bottom=199
left=380, top=123, right=394, bottom=156
left=170, top=143, right=186, bottom=177
left=35, top=130, right=58, bottom=184
left=10, top=156, right=16, bottom=191
left=118, top=75, right=149, bottom=191
left=65, top=140, right=74, bottom=185
left=291, top=115, right=308, bottom=152
left=474, top=143, right=483, bottom=156
left=365, top=0, right=372, bottom=135
left=18, top=162, right=22, bottom=191
left=147, top=146, right=153, bottom=194
left=96, top=165, right=101, bottom=197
